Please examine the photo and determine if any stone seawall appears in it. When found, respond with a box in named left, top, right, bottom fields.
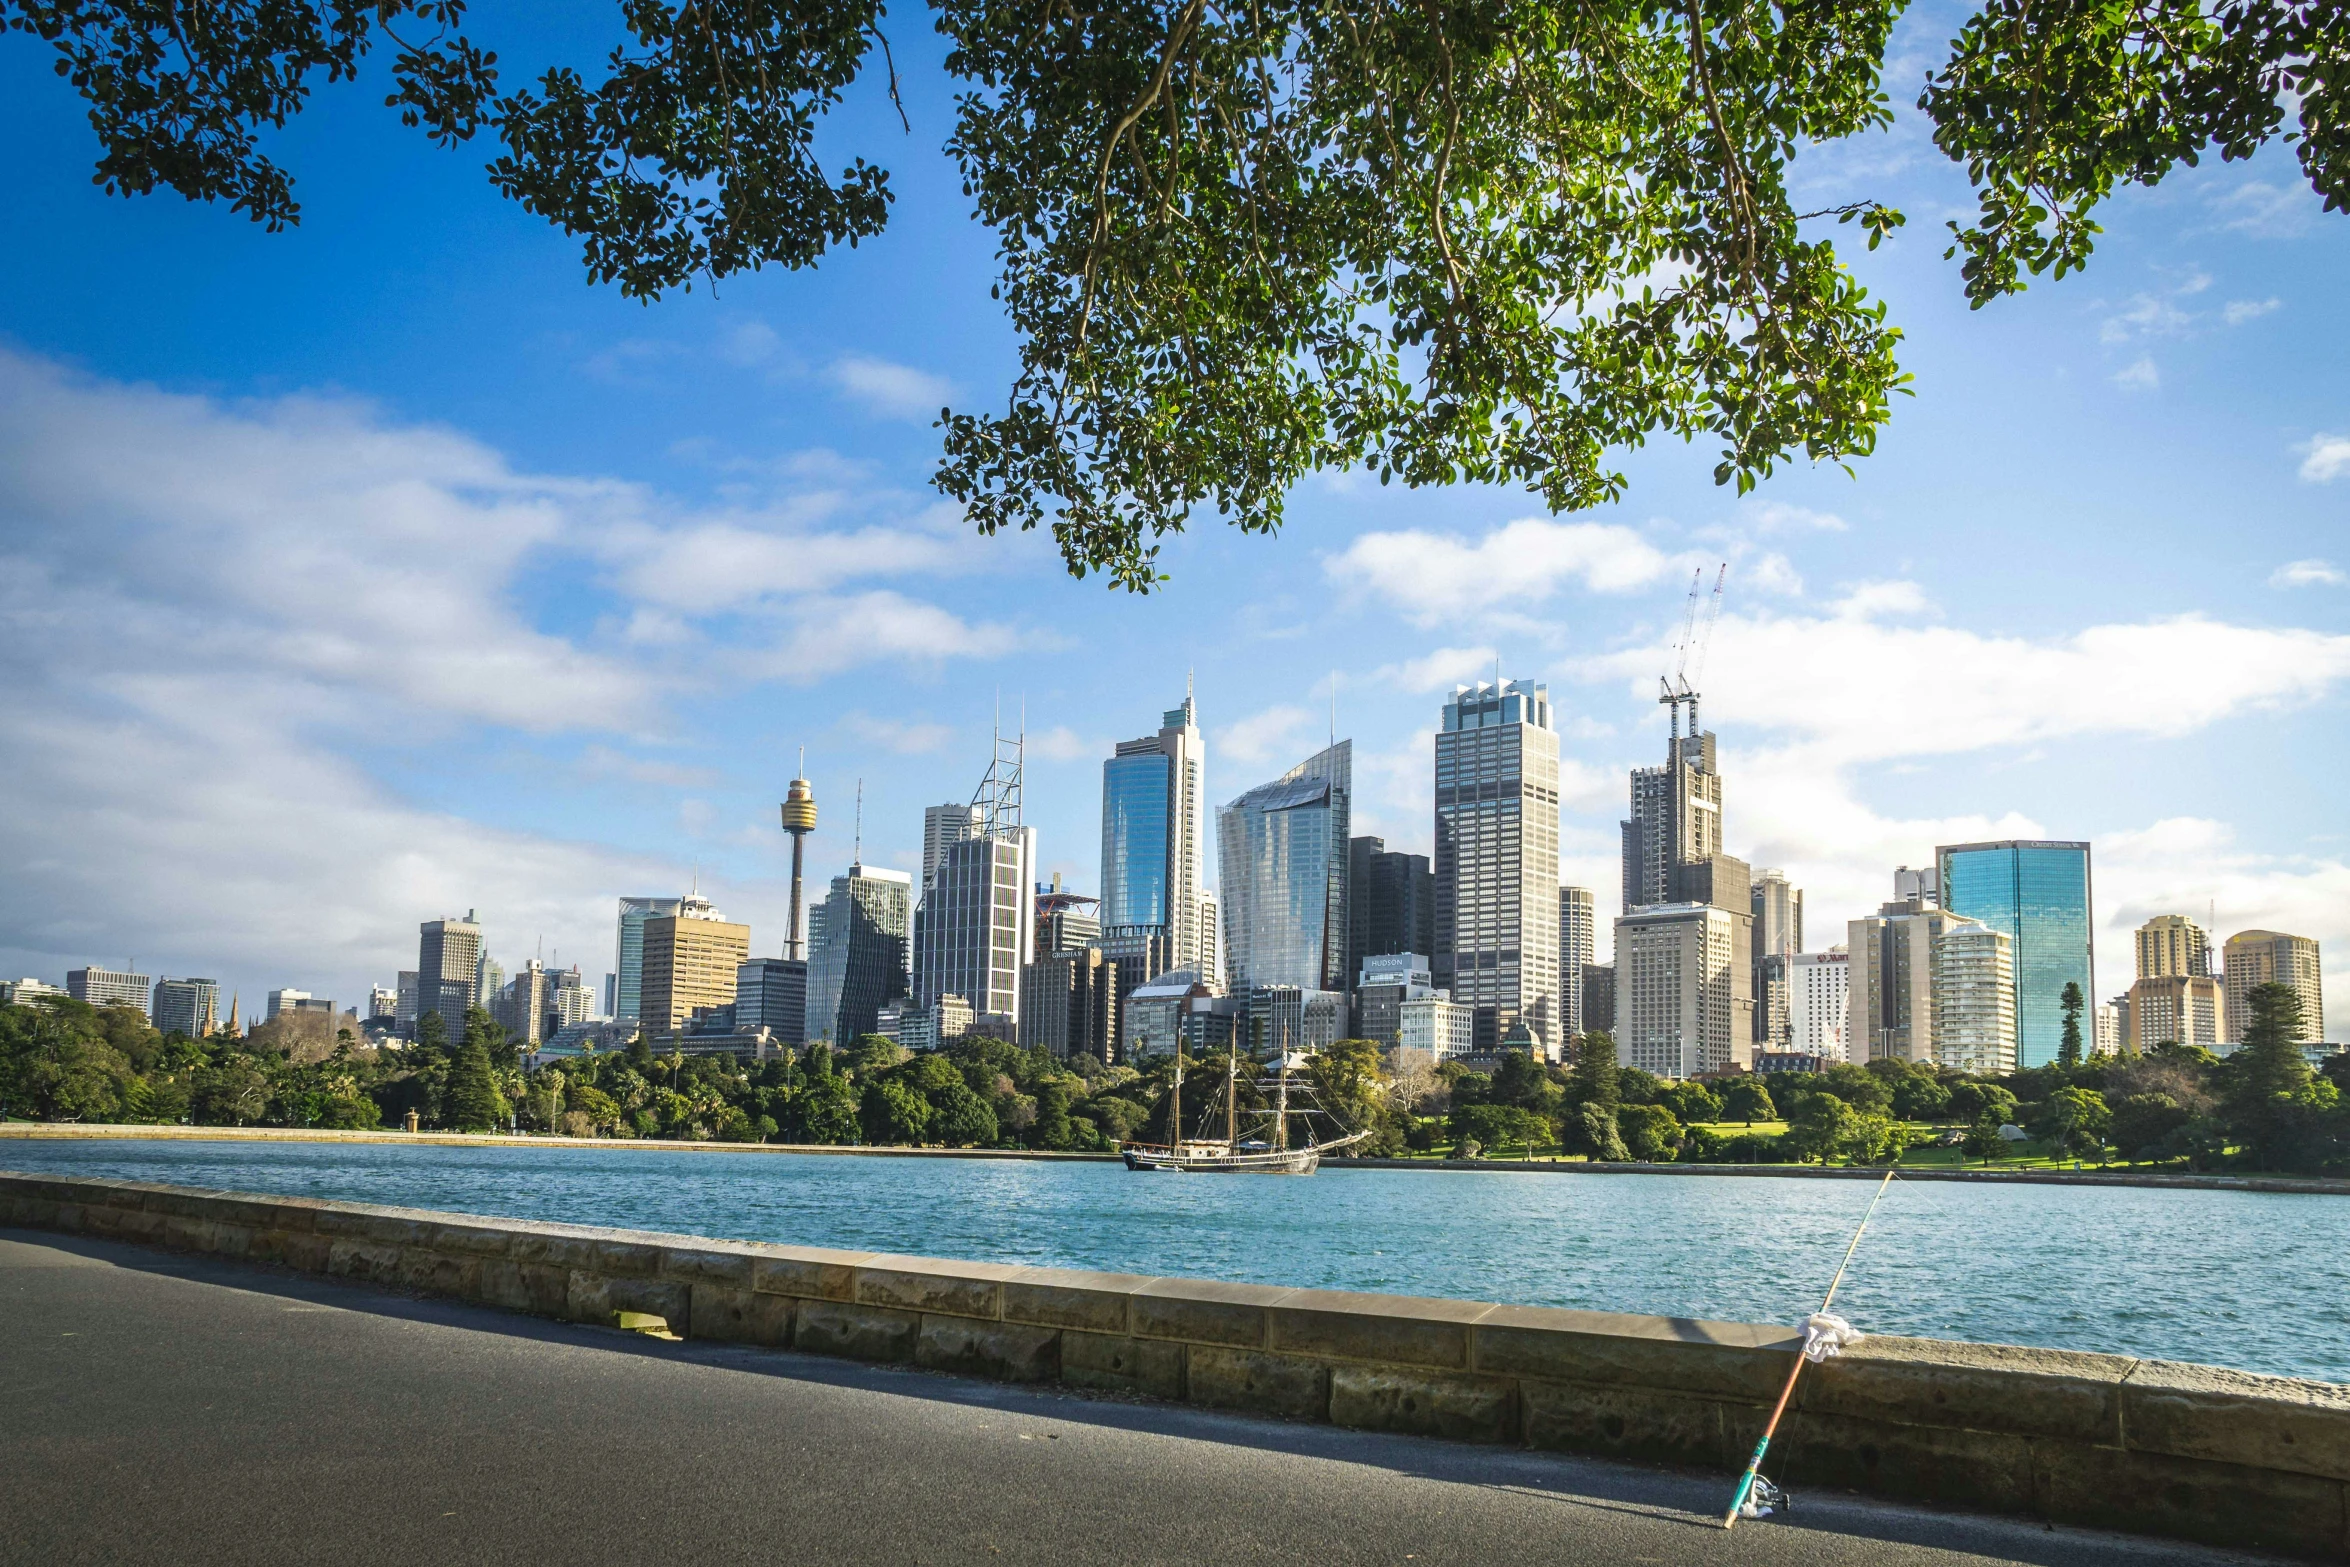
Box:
left=5, top=1170, right=2346, bottom=1560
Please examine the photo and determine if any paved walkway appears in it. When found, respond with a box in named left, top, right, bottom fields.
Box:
left=0, top=1229, right=2278, bottom=1567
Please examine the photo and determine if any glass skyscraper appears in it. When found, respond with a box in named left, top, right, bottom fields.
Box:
left=1216, top=740, right=1351, bottom=994
left=612, top=896, right=683, bottom=1023
left=1435, top=678, right=1562, bottom=1056
left=1936, top=840, right=2093, bottom=1070
left=1099, top=695, right=1207, bottom=987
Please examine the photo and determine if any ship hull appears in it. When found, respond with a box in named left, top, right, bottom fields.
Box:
left=1120, top=1145, right=1323, bottom=1174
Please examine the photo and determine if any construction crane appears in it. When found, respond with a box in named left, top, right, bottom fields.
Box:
left=1658, top=562, right=1728, bottom=741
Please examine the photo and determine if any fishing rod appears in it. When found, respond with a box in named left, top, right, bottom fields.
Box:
left=1721, top=1167, right=1896, bottom=1531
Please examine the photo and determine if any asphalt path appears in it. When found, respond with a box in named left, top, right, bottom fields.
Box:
left=0, top=1228, right=2280, bottom=1567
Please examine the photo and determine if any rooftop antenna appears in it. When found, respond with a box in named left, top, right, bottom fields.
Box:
left=1330, top=672, right=1337, bottom=747
left=853, top=779, right=864, bottom=868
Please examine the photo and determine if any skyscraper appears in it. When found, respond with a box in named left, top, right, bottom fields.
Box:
left=640, top=895, right=750, bottom=1037
left=914, top=733, right=1036, bottom=1035
left=2136, top=914, right=2210, bottom=980
left=1789, top=948, right=1849, bottom=1060
left=1932, top=919, right=2018, bottom=1075
left=806, top=863, right=913, bottom=1044
left=612, top=896, right=683, bottom=1024
left=1434, top=678, right=1562, bottom=1055
left=1848, top=879, right=2015, bottom=1071
left=1349, top=836, right=1435, bottom=979
left=922, top=802, right=984, bottom=891
left=2127, top=973, right=2226, bottom=1051
left=1558, top=886, right=1596, bottom=1039
left=1035, top=876, right=1101, bottom=957
left=2221, top=930, right=2324, bottom=1045
left=1936, top=840, right=2094, bottom=1069
left=1216, top=739, right=1351, bottom=995
left=1620, top=704, right=1755, bottom=1052
left=1615, top=902, right=1741, bottom=1079
left=1751, top=868, right=1801, bottom=1049
left=1019, top=948, right=1118, bottom=1061
left=1100, top=694, right=1209, bottom=989
left=416, top=914, right=483, bottom=1041
left=151, top=977, right=218, bottom=1038
left=67, top=966, right=149, bottom=1014
left=735, top=957, right=809, bottom=1043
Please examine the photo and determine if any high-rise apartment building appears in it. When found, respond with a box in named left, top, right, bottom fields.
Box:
left=151, top=977, right=218, bottom=1038
left=806, top=863, right=912, bottom=1044
left=2095, top=999, right=2125, bottom=1057
left=1751, top=868, right=1801, bottom=1049
left=1020, top=948, right=1118, bottom=1060
left=1558, top=886, right=1596, bottom=1039
left=639, top=896, right=751, bottom=1037
left=1613, top=903, right=1741, bottom=1080
left=2221, top=930, right=2324, bottom=1045
left=1848, top=891, right=1998, bottom=1067
left=1932, top=919, right=2018, bottom=1075
left=1937, top=841, right=2093, bottom=1070
left=1434, top=678, right=1562, bottom=1056
left=922, top=802, right=984, bottom=890
left=2136, top=915, right=2210, bottom=981
left=368, top=985, right=398, bottom=1021
left=914, top=735, right=1036, bottom=1036
left=416, top=914, right=483, bottom=1041
left=1217, top=740, right=1351, bottom=996
left=735, top=957, right=808, bottom=1043
left=1348, top=837, right=1435, bottom=989
left=67, top=966, right=150, bottom=1014
left=494, top=959, right=551, bottom=1047
left=612, top=897, right=684, bottom=1024
left=1788, top=948, right=1849, bottom=1061
left=2128, top=973, right=2226, bottom=1051
left=1100, top=695, right=1209, bottom=991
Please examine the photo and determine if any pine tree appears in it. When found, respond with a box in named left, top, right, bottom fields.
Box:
left=1572, top=1031, right=1620, bottom=1109
left=2058, top=982, right=2085, bottom=1069
left=2224, top=983, right=2316, bottom=1170
left=444, top=1011, right=505, bottom=1132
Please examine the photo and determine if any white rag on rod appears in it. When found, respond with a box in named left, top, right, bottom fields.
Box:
left=1801, top=1312, right=1863, bottom=1363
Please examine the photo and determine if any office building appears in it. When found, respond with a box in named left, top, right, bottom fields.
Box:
left=2136, top=915, right=2210, bottom=981
left=1788, top=948, right=1849, bottom=1061
left=1894, top=865, right=1939, bottom=906
left=1751, top=868, right=1801, bottom=1048
left=640, top=896, right=751, bottom=1037
left=2128, top=973, right=2226, bottom=1051
left=1932, top=919, right=2018, bottom=1075
left=1350, top=837, right=1435, bottom=991
left=1936, top=840, right=2093, bottom=1070
left=1021, top=948, right=1118, bottom=1060
left=914, top=734, right=1036, bottom=1036
left=1580, top=962, right=1615, bottom=1033
left=493, top=960, right=551, bottom=1048
left=1217, top=740, right=1351, bottom=996
left=806, top=863, right=912, bottom=1044
left=1400, top=993, right=1477, bottom=1059
left=1198, top=886, right=1224, bottom=992
left=2095, top=998, right=2124, bottom=1056
left=923, top=802, right=984, bottom=891
left=1035, top=875, right=1101, bottom=957
left=368, top=985, right=397, bottom=1021
left=1123, top=968, right=1212, bottom=1059
left=416, top=914, right=483, bottom=1041
left=1248, top=985, right=1345, bottom=1054
left=1354, top=954, right=1437, bottom=1048
left=612, top=897, right=684, bottom=1024
left=736, top=957, right=808, bottom=1043
left=152, top=977, right=218, bottom=1038
left=266, top=988, right=310, bottom=1021
left=1100, top=694, right=1210, bottom=993
left=1847, top=890, right=1969, bottom=1065
left=67, top=966, right=150, bottom=1014
left=477, top=954, right=503, bottom=1009
left=1558, top=886, right=1596, bottom=1039
left=1613, top=903, right=1742, bottom=1080
left=4, top=978, right=68, bottom=1006
left=1620, top=707, right=1756, bottom=1052
left=1434, top=678, right=1563, bottom=1056
left=2222, top=930, right=2324, bottom=1045
left=549, top=967, right=592, bottom=1030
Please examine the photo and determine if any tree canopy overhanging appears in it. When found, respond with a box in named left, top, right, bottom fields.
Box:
left=6, top=0, right=2341, bottom=588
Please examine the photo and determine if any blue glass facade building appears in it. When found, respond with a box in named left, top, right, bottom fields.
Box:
left=1102, top=752, right=1172, bottom=930
left=1936, top=840, right=2093, bottom=1069
left=1216, top=741, right=1351, bottom=994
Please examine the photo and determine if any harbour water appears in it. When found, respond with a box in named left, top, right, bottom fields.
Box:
left=8, top=1137, right=2343, bottom=1384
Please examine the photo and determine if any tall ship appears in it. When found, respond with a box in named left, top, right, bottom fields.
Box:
left=1121, top=1042, right=1368, bottom=1174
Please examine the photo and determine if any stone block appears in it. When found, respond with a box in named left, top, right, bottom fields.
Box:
left=479, top=1260, right=569, bottom=1316
left=855, top=1257, right=1017, bottom=1319
left=51, top=1202, right=86, bottom=1232
left=1774, top=1406, right=2039, bottom=1514
left=327, top=1240, right=405, bottom=1285
left=917, top=1317, right=1061, bottom=1383
left=589, top=1239, right=664, bottom=1278
left=6, top=1197, right=59, bottom=1227
left=794, top=1300, right=921, bottom=1363
left=1002, top=1268, right=1152, bottom=1334
left=2034, top=1437, right=2350, bottom=1559
left=1330, top=1365, right=1516, bottom=1443
left=314, top=1209, right=434, bottom=1247
left=1060, top=1331, right=1185, bottom=1400
left=2122, top=1360, right=2350, bottom=1483
left=1133, top=1279, right=1291, bottom=1349
left=566, top=1271, right=690, bottom=1328
left=750, top=1248, right=871, bottom=1302
left=688, top=1283, right=790, bottom=1346
left=269, top=1230, right=333, bottom=1273
left=397, top=1248, right=482, bottom=1299
left=1268, top=1290, right=1488, bottom=1370
left=1804, top=1336, right=2127, bottom=1445
left=1186, top=1347, right=1330, bottom=1421
left=509, top=1232, right=604, bottom=1270
left=1520, top=1378, right=1740, bottom=1469
left=1473, top=1304, right=1793, bottom=1401
left=162, top=1215, right=220, bottom=1253
left=429, top=1223, right=515, bottom=1258
left=662, top=1245, right=755, bottom=1287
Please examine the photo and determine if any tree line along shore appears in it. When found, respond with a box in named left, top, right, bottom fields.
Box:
left=1, top=984, right=2339, bottom=1178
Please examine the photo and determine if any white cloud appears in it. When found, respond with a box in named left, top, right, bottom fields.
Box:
left=2112, top=356, right=2161, bottom=392
left=2100, top=294, right=2193, bottom=345
left=1740, top=502, right=1848, bottom=535
left=719, top=321, right=784, bottom=367
left=2209, top=181, right=2317, bottom=239
left=2270, top=559, right=2347, bottom=589
left=830, top=355, right=955, bottom=421
left=1830, top=579, right=1933, bottom=621
left=578, top=746, right=719, bottom=788
left=2222, top=298, right=2281, bottom=326
left=2298, top=434, right=2350, bottom=483
left=1373, top=646, right=1500, bottom=692
left=1745, top=552, right=1805, bottom=597
left=1028, top=725, right=1101, bottom=763
left=760, top=591, right=1042, bottom=682
left=1214, top=705, right=1316, bottom=769
left=1325, top=518, right=1685, bottom=626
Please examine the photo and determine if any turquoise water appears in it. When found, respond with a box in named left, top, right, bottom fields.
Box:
left=7, top=1138, right=2343, bottom=1384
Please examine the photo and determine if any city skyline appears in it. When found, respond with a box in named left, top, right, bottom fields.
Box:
left=2, top=6, right=2346, bottom=1025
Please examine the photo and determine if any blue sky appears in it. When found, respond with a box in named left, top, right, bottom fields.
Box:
left=0, top=8, right=2344, bottom=1027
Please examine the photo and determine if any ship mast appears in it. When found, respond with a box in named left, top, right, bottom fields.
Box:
left=1169, top=1047, right=1183, bottom=1150
left=1225, top=1039, right=1239, bottom=1150
left=1275, top=1015, right=1291, bottom=1153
